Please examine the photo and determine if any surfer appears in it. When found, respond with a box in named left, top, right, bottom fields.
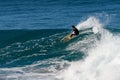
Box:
left=70, top=25, right=79, bottom=37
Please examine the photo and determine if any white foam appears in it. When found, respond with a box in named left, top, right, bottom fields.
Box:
left=57, top=17, right=120, bottom=80
left=0, top=58, right=69, bottom=80
left=76, top=16, right=102, bottom=34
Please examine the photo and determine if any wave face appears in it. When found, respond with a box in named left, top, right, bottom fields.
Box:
left=0, top=0, right=120, bottom=80
left=0, top=0, right=120, bottom=29
left=0, top=16, right=120, bottom=80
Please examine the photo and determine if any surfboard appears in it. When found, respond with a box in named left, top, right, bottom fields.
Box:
left=61, top=29, right=89, bottom=43
left=61, top=34, right=74, bottom=43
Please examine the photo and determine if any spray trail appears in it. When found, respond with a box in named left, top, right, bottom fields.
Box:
left=76, top=16, right=102, bottom=34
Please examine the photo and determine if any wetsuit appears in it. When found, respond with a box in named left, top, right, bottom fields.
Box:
left=73, top=28, right=79, bottom=35
left=70, top=27, right=79, bottom=37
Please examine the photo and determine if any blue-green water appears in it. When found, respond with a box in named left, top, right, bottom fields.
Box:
left=0, top=0, right=120, bottom=80
left=0, top=29, right=89, bottom=68
left=0, top=27, right=120, bottom=80
left=0, top=0, right=120, bottom=29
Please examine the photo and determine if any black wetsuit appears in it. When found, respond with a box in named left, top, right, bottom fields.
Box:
left=73, top=28, right=79, bottom=35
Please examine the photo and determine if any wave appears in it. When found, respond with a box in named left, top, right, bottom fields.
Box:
left=58, top=17, right=120, bottom=80
left=0, top=16, right=120, bottom=80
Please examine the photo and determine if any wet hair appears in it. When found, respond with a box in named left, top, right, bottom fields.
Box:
left=72, top=25, right=75, bottom=28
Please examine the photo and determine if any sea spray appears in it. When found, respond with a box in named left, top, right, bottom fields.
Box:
left=57, top=17, right=120, bottom=80
left=76, top=16, right=102, bottom=34
left=66, top=17, right=102, bottom=53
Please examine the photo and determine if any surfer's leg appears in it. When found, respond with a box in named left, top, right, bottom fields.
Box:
left=70, top=34, right=75, bottom=37
left=70, top=31, right=75, bottom=37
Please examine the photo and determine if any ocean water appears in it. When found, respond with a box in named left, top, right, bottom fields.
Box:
left=0, top=0, right=120, bottom=80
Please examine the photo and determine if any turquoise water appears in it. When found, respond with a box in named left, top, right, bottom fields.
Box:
left=0, top=0, right=120, bottom=80
left=0, top=29, right=87, bottom=68
left=0, top=27, right=120, bottom=80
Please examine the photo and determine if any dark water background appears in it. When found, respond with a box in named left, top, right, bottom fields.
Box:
left=0, top=0, right=120, bottom=29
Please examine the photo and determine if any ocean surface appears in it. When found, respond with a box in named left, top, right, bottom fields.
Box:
left=0, top=0, right=120, bottom=80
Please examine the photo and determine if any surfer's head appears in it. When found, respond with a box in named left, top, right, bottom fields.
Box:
left=72, top=25, right=75, bottom=28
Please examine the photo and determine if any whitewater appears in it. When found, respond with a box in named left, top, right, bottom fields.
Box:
left=0, top=17, right=120, bottom=80
left=58, top=17, right=120, bottom=80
